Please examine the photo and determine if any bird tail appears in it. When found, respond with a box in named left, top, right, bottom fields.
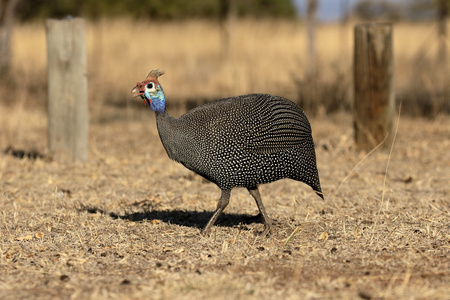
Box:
left=314, top=189, right=324, bottom=200
left=308, top=177, right=324, bottom=200
left=306, top=172, right=324, bottom=200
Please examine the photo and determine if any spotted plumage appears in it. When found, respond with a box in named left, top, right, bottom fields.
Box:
left=132, top=69, right=323, bottom=236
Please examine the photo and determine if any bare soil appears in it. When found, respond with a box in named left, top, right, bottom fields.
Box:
left=0, top=108, right=449, bottom=299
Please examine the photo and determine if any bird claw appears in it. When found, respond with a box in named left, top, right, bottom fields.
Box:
left=200, top=228, right=212, bottom=237
left=258, top=225, right=272, bottom=237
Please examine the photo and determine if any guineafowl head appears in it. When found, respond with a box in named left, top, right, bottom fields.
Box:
left=132, top=69, right=166, bottom=113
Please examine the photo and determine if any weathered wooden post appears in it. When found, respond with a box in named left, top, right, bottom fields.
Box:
left=354, top=23, right=395, bottom=151
left=46, top=18, right=88, bottom=162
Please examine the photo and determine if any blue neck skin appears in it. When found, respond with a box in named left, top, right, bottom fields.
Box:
left=144, top=86, right=165, bottom=114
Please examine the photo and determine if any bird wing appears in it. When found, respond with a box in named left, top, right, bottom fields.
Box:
left=179, top=94, right=313, bottom=155
left=236, top=95, right=313, bottom=155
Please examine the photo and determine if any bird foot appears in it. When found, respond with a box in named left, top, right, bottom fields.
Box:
left=200, top=227, right=212, bottom=237
left=258, top=225, right=272, bottom=237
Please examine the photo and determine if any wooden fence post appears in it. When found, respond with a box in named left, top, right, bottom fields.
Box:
left=46, top=18, right=88, bottom=162
left=354, top=23, right=395, bottom=151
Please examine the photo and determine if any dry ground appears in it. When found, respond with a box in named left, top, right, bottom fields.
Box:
left=0, top=105, right=448, bottom=299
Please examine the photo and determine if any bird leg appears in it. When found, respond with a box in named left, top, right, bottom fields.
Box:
left=247, top=187, right=273, bottom=236
left=201, top=189, right=231, bottom=235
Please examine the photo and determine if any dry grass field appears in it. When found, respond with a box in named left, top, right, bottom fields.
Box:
left=0, top=19, right=449, bottom=299
left=4, top=19, right=448, bottom=113
left=0, top=107, right=449, bottom=299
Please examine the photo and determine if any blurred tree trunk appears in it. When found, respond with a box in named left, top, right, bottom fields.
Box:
left=437, top=0, right=448, bottom=63
left=302, top=0, right=318, bottom=114
left=0, top=0, right=19, bottom=76
left=340, top=0, right=349, bottom=56
left=220, top=0, right=236, bottom=59
left=306, top=0, right=318, bottom=74
left=437, top=0, right=448, bottom=110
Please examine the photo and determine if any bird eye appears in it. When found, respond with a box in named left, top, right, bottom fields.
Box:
left=146, top=83, right=154, bottom=89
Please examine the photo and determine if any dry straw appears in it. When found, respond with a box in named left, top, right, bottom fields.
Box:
left=369, top=102, right=402, bottom=245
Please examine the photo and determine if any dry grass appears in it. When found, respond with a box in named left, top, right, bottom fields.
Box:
left=0, top=104, right=449, bottom=299
left=5, top=19, right=448, bottom=112
left=0, top=19, right=449, bottom=299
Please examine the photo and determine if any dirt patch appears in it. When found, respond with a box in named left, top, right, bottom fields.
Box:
left=0, top=108, right=449, bottom=299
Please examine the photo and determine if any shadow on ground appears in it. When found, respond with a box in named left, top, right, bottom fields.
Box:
left=80, top=206, right=264, bottom=229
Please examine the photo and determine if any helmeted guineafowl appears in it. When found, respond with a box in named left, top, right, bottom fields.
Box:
left=132, top=69, right=323, bottom=236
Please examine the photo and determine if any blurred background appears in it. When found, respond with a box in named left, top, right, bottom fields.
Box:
left=0, top=0, right=448, bottom=132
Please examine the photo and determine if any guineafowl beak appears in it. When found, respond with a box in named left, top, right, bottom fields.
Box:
left=131, top=86, right=141, bottom=98
left=131, top=85, right=151, bottom=106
